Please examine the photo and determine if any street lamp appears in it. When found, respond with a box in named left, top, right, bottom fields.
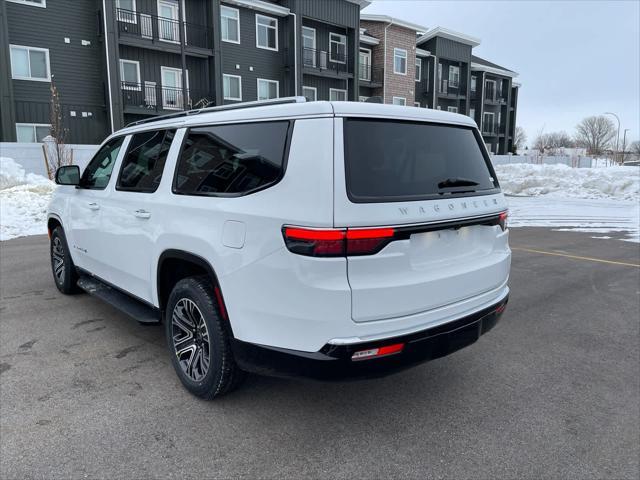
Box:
left=622, top=128, right=629, bottom=163
left=604, top=112, right=620, bottom=162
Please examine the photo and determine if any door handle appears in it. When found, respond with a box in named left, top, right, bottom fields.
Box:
left=134, top=209, right=151, bottom=219
left=87, top=202, right=100, bottom=211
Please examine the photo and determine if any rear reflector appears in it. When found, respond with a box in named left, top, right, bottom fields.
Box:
left=283, top=226, right=395, bottom=257
left=351, top=343, right=404, bottom=361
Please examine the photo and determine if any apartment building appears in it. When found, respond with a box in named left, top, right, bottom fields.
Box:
left=0, top=0, right=519, bottom=152
left=0, top=0, right=367, bottom=143
left=470, top=55, right=519, bottom=154
left=358, top=14, right=427, bottom=106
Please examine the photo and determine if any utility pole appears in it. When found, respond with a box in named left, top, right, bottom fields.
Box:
left=604, top=112, right=620, bottom=163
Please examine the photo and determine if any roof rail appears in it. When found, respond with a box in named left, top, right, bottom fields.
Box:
left=126, top=96, right=307, bottom=128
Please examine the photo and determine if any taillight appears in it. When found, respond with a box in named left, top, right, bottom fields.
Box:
left=283, top=226, right=396, bottom=257
left=498, top=211, right=508, bottom=231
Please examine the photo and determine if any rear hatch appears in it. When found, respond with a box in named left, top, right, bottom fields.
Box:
left=334, top=116, right=511, bottom=323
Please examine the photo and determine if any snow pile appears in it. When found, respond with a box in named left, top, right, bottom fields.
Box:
left=0, top=157, right=55, bottom=241
left=495, top=163, right=639, bottom=201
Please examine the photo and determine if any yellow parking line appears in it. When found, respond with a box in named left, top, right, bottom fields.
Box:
left=512, top=247, right=640, bottom=268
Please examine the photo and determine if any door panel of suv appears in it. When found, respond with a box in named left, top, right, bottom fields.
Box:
left=68, top=136, right=126, bottom=275
left=98, top=129, right=176, bottom=302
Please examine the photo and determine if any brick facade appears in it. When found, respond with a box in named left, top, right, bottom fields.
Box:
left=361, top=21, right=418, bottom=105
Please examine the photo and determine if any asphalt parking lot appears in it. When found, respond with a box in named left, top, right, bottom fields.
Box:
left=1, top=228, right=639, bottom=479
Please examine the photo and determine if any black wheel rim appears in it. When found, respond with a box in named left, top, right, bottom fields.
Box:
left=171, top=298, right=211, bottom=382
left=52, top=237, right=65, bottom=283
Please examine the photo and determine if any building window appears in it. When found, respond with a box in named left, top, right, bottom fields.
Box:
left=329, top=33, right=347, bottom=64
left=302, top=86, right=317, bottom=102
left=10, top=45, right=50, bottom=81
left=449, top=65, right=460, bottom=88
left=256, top=14, right=278, bottom=51
left=483, top=112, right=495, bottom=132
left=16, top=123, right=50, bottom=143
left=359, top=96, right=369, bottom=102
left=221, top=6, right=240, bottom=44
left=302, top=27, right=316, bottom=67
left=7, top=0, right=46, bottom=7
left=329, top=88, right=347, bottom=101
left=485, top=80, right=496, bottom=101
left=223, top=74, right=242, bottom=101
left=257, top=78, right=279, bottom=100
left=392, top=97, right=406, bottom=106
left=447, top=106, right=458, bottom=113
left=359, top=48, right=371, bottom=81
left=469, top=108, right=475, bottom=120
left=471, top=75, right=477, bottom=92
left=414, top=102, right=420, bottom=107
left=393, top=48, right=407, bottom=75
left=415, top=58, right=422, bottom=82
left=119, top=59, right=141, bottom=90
left=116, top=0, right=136, bottom=23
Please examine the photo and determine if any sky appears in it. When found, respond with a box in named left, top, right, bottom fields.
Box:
left=362, top=0, right=640, bottom=147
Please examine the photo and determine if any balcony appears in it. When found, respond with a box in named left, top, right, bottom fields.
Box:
left=121, top=82, right=214, bottom=115
left=484, top=93, right=507, bottom=105
left=481, top=123, right=499, bottom=136
left=302, top=48, right=353, bottom=77
left=437, top=79, right=466, bottom=98
left=116, top=8, right=213, bottom=56
left=358, top=65, right=383, bottom=86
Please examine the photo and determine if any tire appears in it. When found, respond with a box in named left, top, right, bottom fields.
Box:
left=50, top=226, right=81, bottom=294
left=165, top=276, right=246, bottom=399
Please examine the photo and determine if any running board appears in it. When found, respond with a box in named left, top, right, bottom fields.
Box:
left=77, top=275, right=161, bottom=324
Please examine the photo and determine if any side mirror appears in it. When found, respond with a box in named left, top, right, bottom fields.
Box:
left=55, top=165, right=80, bottom=186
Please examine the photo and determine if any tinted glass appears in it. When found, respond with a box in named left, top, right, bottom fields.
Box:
left=344, top=119, right=497, bottom=202
left=117, top=130, right=175, bottom=192
left=80, top=136, right=125, bottom=189
left=174, top=121, right=290, bottom=196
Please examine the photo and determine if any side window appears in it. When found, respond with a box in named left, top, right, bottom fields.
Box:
left=80, top=136, right=125, bottom=189
left=174, top=121, right=290, bottom=196
left=117, top=129, right=175, bottom=192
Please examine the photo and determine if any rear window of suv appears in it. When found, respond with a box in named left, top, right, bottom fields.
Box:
left=173, top=121, right=291, bottom=196
left=344, top=119, right=499, bottom=203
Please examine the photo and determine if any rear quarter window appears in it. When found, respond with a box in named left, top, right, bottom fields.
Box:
left=173, top=121, right=291, bottom=196
left=344, top=118, right=499, bottom=203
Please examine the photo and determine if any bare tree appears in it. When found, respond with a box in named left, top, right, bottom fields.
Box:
left=532, top=130, right=574, bottom=155
left=631, top=140, right=640, bottom=156
left=513, top=126, right=527, bottom=153
left=43, top=79, right=72, bottom=179
left=574, top=115, right=616, bottom=157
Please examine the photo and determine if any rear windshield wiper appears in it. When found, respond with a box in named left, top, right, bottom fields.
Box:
left=437, top=177, right=479, bottom=189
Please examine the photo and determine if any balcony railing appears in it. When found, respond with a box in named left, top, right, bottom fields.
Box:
left=116, top=8, right=212, bottom=50
left=358, top=65, right=383, bottom=84
left=121, top=82, right=214, bottom=113
left=482, top=123, right=499, bottom=136
left=302, top=48, right=352, bottom=75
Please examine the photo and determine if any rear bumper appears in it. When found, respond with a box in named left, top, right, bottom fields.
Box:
left=231, top=296, right=508, bottom=380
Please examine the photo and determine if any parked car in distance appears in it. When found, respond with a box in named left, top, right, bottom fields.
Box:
left=48, top=97, right=511, bottom=399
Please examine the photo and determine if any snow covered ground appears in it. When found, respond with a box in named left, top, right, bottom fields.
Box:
left=1, top=157, right=56, bottom=241
left=0, top=158, right=638, bottom=242
left=494, top=164, right=640, bottom=243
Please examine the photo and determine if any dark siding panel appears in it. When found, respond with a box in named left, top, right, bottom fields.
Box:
left=435, top=38, right=471, bottom=63
left=295, top=0, right=359, bottom=28
left=7, top=0, right=104, bottom=106
left=302, top=74, right=348, bottom=101
left=302, top=18, right=349, bottom=60
left=219, top=4, right=288, bottom=102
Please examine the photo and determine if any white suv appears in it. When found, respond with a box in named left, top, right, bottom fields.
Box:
left=48, top=98, right=510, bottom=399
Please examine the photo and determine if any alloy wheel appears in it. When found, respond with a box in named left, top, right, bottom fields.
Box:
left=171, top=298, right=211, bottom=382
left=52, top=237, right=65, bottom=283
